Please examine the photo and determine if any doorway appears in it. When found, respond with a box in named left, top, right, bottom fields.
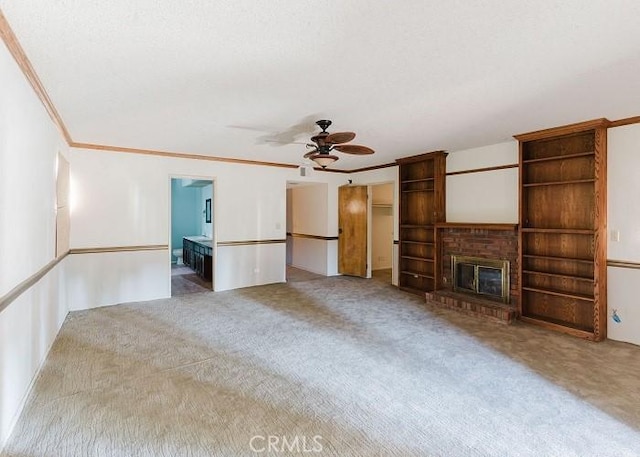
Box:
left=170, top=177, right=214, bottom=296
left=370, top=183, right=394, bottom=285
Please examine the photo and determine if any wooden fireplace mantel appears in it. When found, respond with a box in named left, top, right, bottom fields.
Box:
left=435, top=222, right=518, bottom=231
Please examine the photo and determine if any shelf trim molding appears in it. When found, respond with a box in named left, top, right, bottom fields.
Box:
left=396, top=150, right=446, bottom=165
left=435, top=222, right=518, bottom=230
left=523, top=254, right=594, bottom=264
left=522, top=178, right=595, bottom=187
left=521, top=228, right=594, bottom=235
left=520, top=316, right=596, bottom=340
left=522, top=151, right=594, bottom=164
left=514, top=118, right=610, bottom=141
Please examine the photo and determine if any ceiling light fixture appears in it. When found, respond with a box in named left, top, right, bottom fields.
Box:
left=310, top=152, right=339, bottom=168
left=303, top=120, right=374, bottom=169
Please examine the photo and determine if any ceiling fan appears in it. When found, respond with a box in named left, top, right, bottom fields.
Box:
left=304, top=120, right=374, bottom=168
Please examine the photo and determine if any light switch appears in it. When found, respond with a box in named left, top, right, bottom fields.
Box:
left=610, top=229, right=620, bottom=242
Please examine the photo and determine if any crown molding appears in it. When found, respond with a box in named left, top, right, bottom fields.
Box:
left=0, top=9, right=72, bottom=144
left=3, top=9, right=639, bottom=176
left=513, top=118, right=610, bottom=141
left=71, top=142, right=301, bottom=169
left=608, top=116, right=640, bottom=128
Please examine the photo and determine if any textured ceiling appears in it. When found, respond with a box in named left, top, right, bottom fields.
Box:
left=3, top=1, right=640, bottom=170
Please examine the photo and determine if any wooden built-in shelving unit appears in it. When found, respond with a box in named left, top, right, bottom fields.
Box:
left=515, top=119, right=608, bottom=341
left=396, top=151, right=447, bottom=295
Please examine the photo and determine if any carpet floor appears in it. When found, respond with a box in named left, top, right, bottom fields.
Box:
left=3, top=275, right=640, bottom=456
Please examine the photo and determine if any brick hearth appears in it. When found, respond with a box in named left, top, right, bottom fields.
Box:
left=425, top=290, right=518, bottom=323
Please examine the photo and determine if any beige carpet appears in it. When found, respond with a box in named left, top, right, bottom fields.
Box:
left=3, top=275, right=640, bottom=456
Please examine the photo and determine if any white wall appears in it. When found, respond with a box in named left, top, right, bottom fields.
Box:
left=217, top=244, right=286, bottom=289
left=65, top=251, right=170, bottom=311
left=0, top=262, right=69, bottom=447
left=607, top=124, right=640, bottom=345
left=68, top=150, right=348, bottom=297
left=289, top=184, right=330, bottom=235
left=0, top=43, right=69, bottom=448
left=446, top=142, right=518, bottom=223
left=287, top=183, right=337, bottom=275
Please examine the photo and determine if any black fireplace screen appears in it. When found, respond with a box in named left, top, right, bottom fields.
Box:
left=477, top=267, right=503, bottom=297
left=456, top=263, right=476, bottom=292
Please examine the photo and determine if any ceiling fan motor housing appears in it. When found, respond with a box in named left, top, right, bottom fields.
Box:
left=316, top=120, right=332, bottom=132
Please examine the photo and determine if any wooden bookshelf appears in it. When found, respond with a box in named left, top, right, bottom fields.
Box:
left=515, top=119, right=608, bottom=341
left=396, top=151, right=447, bottom=295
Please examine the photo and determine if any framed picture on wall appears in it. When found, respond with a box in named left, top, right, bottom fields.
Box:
left=205, top=198, right=211, bottom=223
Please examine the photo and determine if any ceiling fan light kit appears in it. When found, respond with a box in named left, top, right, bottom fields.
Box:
left=310, top=152, right=339, bottom=168
left=305, top=120, right=374, bottom=168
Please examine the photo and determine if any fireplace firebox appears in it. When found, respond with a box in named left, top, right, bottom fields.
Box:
left=451, top=255, right=510, bottom=303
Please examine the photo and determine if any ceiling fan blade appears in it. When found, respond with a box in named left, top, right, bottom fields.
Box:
left=325, top=131, right=356, bottom=144
left=310, top=132, right=329, bottom=146
left=264, top=140, right=309, bottom=145
left=303, top=149, right=318, bottom=159
left=334, top=144, right=374, bottom=155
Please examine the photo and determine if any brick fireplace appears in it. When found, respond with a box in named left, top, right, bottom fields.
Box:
left=427, top=223, right=519, bottom=323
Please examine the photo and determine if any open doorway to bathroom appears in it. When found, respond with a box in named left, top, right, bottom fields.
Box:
left=170, top=177, right=214, bottom=296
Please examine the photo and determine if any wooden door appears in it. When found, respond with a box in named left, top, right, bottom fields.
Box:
left=338, top=185, right=368, bottom=277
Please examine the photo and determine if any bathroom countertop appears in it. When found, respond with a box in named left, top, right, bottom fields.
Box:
left=184, top=236, right=213, bottom=248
